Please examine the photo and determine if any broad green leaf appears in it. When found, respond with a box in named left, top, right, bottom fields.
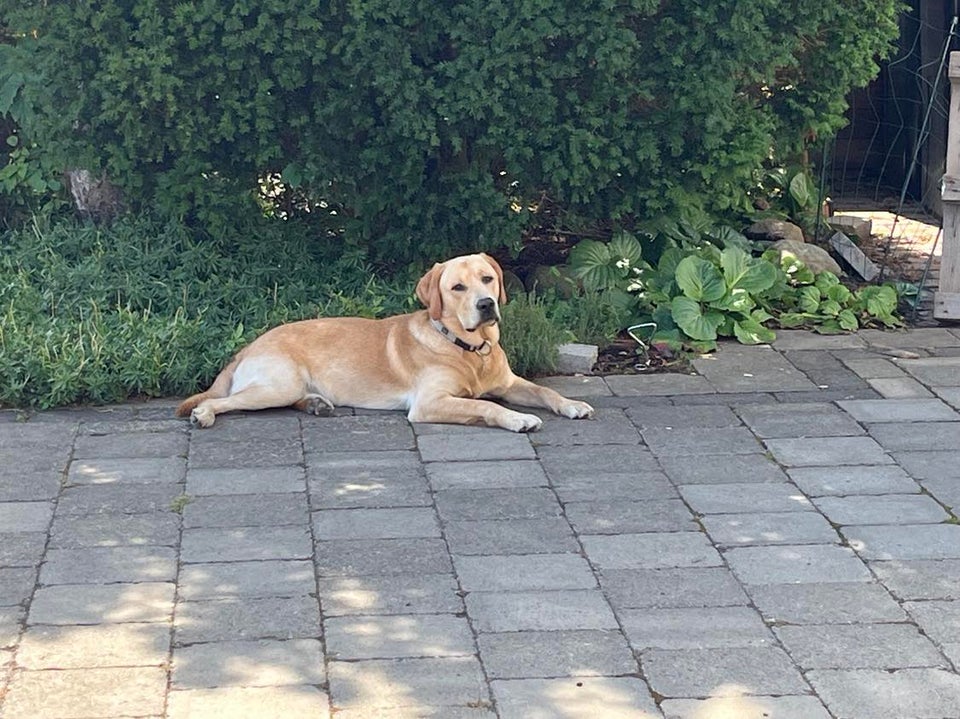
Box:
left=814, top=272, right=841, bottom=291
left=707, top=226, right=751, bottom=251
left=798, top=286, right=821, bottom=313
left=608, top=231, right=644, bottom=268
left=861, top=285, right=898, bottom=317
left=778, top=312, right=809, bottom=328
left=0, top=72, right=23, bottom=115
left=734, top=318, right=776, bottom=344
left=651, top=303, right=676, bottom=331
left=815, top=319, right=844, bottom=334
left=826, top=283, right=852, bottom=304
left=751, top=308, right=774, bottom=324
left=720, top=247, right=777, bottom=293
left=657, top=247, right=683, bottom=277
left=712, top=288, right=755, bottom=313
left=820, top=299, right=841, bottom=316
left=838, top=308, right=859, bottom=331
left=788, top=171, right=815, bottom=208
left=675, top=256, right=725, bottom=302
left=671, top=296, right=723, bottom=341
left=569, top=239, right=625, bottom=292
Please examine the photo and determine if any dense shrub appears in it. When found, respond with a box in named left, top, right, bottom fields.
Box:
left=0, top=1, right=901, bottom=265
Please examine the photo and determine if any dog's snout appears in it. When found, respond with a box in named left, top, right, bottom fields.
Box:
left=476, top=297, right=495, bottom=314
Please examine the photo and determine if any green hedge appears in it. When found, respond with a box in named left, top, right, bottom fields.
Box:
left=1, top=1, right=900, bottom=265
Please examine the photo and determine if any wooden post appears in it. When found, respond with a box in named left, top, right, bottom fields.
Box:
left=935, top=52, right=960, bottom=319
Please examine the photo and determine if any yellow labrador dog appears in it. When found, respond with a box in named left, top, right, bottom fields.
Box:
left=176, top=253, right=594, bottom=432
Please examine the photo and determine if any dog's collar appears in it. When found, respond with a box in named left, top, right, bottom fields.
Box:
left=430, top=318, right=492, bottom=355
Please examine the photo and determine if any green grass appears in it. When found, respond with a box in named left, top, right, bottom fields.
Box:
left=0, top=215, right=621, bottom=409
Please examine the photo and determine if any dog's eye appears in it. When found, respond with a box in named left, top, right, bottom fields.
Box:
left=451, top=283, right=466, bottom=292
left=481, top=276, right=494, bottom=284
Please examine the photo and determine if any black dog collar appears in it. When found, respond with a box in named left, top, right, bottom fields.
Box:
left=430, top=319, right=491, bottom=355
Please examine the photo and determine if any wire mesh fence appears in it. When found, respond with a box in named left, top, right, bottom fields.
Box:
left=825, top=6, right=958, bottom=323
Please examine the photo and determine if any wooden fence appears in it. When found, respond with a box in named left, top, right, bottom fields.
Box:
left=936, top=51, right=960, bottom=319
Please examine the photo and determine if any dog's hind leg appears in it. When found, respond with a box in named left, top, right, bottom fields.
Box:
left=293, top=393, right=335, bottom=416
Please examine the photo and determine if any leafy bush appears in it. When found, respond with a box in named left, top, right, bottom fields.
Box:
left=499, top=293, right=572, bottom=377
left=0, top=1, right=901, bottom=265
left=567, top=230, right=902, bottom=352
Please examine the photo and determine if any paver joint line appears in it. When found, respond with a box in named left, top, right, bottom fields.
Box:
left=2, top=329, right=960, bottom=719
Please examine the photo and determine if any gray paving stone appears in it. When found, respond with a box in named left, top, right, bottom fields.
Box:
left=532, top=409, right=641, bottom=446
left=417, top=433, right=535, bottom=462
left=862, top=328, right=960, bottom=348
left=765, top=436, right=893, bottom=466
left=72, top=431, right=188, bottom=459
left=565, top=499, right=697, bottom=534
left=871, top=559, right=960, bottom=600
left=17, top=622, right=170, bottom=669
left=329, top=657, right=489, bottom=712
left=424, top=460, right=548, bottom=490
left=174, top=595, right=320, bottom=644
left=308, top=452, right=430, bottom=509
left=81, top=417, right=185, bottom=434
left=643, top=646, right=808, bottom=698
left=0, top=532, right=46, bottom=567
left=775, top=387, right=882, bottom=402
left=301, top=414, right=415, bottom=452
left=188, top=437, right=304, bottom=468
left=935, top=386, right=960, bottom=409
left=442, top=518, right=579, bottom=555
left=318, top=574, right=463, bottom=616
left=536, top=445, right=661, bottom=479
left=550, top=471, right=679, bottom=503
left=478, top=629, right=636, bottom=679
left=658, top=453, right=788, bottom=485
left=0, top=567, right=36, bottom=606
left=866, top=376, right=935, bottom=398
left=620, top=606, right=773, bottom=650
left=641, top=426, right=763, bottom=456
left=50, top=512, right=180, bottom=548
left=1, top=666, right=167, bottom=719
left=40, top=545, right=176, bottom=584
left=670, top=392, right=777, bottom=406
left=466, top=589, right=618, bottom=633
left=844, top=524, right=960, bottom=560
left=787, top=465, right=919, bottom=496
left=181, top=526, right=312, bottom=563
left=314, top=538, right=453, bottom=576
left=537, top=374, right=612, bottom=397
left=0, top=423, right=77, bottom=451
left=772, top=331, right=866, bottom=350
left=680, top=483, right=814, bottom=514
left=784, top=350, right=867, bottom=388
left=325, top=614, right=475, bottom=660
left=187, top=466, right=306, bottom=495
left=28, top=582, right=175, bottom=624
left=777, top=623, right=946, bottom=670
left=600, top=568, right=748, bottom=609
left=178, top=560, right=316, bottom=600
left=312, top=507, right=440, bottom=540
left=625, top=404, right=741, bottom=428
left=736, top=402, right=864, bottom=438
left=56, top=483, right=182, bottom=515
left=172, top=638, right=324, bottom=688
left=605, top=372, right=713, bottom=396
left=895, top=356, right=960, bottom=385
left=0, top=501, right=53, bottom=532
left=434, top=488, right=561, bottom=521
left=702, top=511, right=837, bottom=546
left=182, top=492, right=308, bottom=528
left=582, top=532, right=722, bottom=571
left=661, top=696, right=832, bottom=719
left=746, top=582, right=907, bottom=624
left=813, top=493, right=949, bottom=525
left=724, top=544, right=872, bottom=584
left=187, top=415, right=301, bottom=443
left=869, top=421, right=960, bottom=452
left=904, top=599, right=960, bottom=645
left=807, top=668, right=960, bottom=719
left=167, top=685, right=330, bottom=719
left=0, top=606, right=24, bottom=648
left=693, top=344, right=817, bottom=392
left=0, top=471, right=61, bottom=502
left=923, top=478, right=960, bottom=509
left=894, top=450, right=960, bottom=480
left=492, top=677, right=659, bottom=719
left=839, top=398, right=958, bottom=423
left=454, top=554, right=596, bottom=592
left=841, top=357, right=909, bottom=379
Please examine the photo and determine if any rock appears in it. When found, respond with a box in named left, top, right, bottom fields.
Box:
left=772, top=239, right=843, bottom=276
left=828, top=215, right=872, bottom=243
left=556, top=343, right=598, bottom=374
left=524, top=265, right=578, bottom=299
left=745, top=219, right=805, bottom=244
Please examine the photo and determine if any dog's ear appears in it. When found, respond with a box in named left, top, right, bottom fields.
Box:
left=481, top=253, right=507, bottom=305
left=416, top=262, right=444, bottom=320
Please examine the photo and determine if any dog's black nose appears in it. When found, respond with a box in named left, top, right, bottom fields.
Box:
left=476, top=297, right=495, bottom=314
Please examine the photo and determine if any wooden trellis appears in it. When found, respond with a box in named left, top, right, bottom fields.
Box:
left=936, top=51, right=960, bottom=319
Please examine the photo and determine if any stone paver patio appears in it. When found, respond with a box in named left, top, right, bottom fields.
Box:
left=2, top=328, right=960, bottom=718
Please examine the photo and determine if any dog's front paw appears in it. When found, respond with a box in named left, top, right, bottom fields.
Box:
left=505, top=412, right=543, bottom=433
left=559, top=400, right=594, bottom=419
left=190, top=406, right=216, bottom=428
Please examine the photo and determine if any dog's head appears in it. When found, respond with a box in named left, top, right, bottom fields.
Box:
left=416, top=253, right=507, bottom=332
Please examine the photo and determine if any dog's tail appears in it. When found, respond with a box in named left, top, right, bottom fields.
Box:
left=175, top=358, right=239, bottom=417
